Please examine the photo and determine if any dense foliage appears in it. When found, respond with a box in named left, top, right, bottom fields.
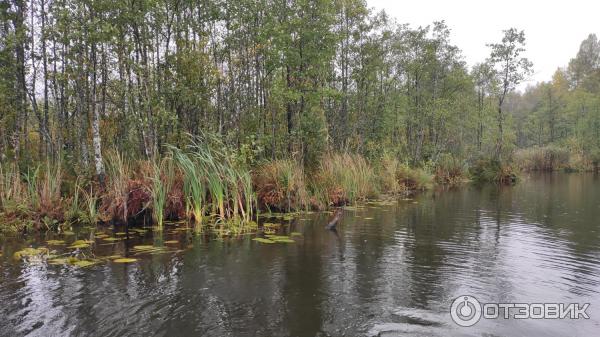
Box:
left=509, top=34, right=600, bottom=170
left=0, top=0, right=598, bottom=181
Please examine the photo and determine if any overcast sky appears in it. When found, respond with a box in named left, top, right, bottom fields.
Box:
left=367, top=0, right=599, bottom=89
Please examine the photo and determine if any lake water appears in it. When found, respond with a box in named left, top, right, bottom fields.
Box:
left=1, top=173, right=600, bottom=336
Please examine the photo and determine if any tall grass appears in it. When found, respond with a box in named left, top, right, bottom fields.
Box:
left=171, top=148, right=205, bottom=225
left=102, top=151, right=131, bottom=222
left=0, top=162, right=65, bottom=231
left=378, top=154, right=401, bottom=194
left=81, top=186, right=99, bottom=224
left=148, top=158, right=175, bottom=230
left=67, top=177, right=99, bottom=224
left=317, top=153, right=378, bottom=205
left=3, top=144, right=471, bottom=233
left=434, top=154, right=468, bottom=185
left=23, top=167, right=40, bottom=210
left=470, top=159, right=518, bottom=184
left=0, top=164, right=25, bottom=210
left=514, top=146, right=570, bottom=171
left=237, top=170, right=255, bottom=222
left=254, top=159, right=309, bottom=211
left=376, top=155, right=435, bottom=193
left=396, top=164, right=434, bottom=191
left=0, top=165, right=28, bottom=233
left=168, top=133, right=256, bottom=230
left=39, top=162, right=62, bottom=214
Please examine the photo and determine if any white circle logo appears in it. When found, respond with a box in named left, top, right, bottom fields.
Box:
left=450, top=295, right=482, bottom=327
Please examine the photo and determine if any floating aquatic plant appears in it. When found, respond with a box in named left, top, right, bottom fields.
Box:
left=102, top=237, right=122, bottom=242
left=68, top=243, right=90, bottom=249
left=13, top=247, right=49, bottom=260
left=252, top=238, right=275, bottom=244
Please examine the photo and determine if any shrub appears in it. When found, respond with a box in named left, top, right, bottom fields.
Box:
left=470, top=159, right=518, bottom=184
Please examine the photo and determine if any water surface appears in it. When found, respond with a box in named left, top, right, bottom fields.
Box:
left=1, top=173, right=600, bottom=336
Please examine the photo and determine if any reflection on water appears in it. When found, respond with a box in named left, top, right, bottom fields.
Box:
left=1, top=173, right=600, bottom=336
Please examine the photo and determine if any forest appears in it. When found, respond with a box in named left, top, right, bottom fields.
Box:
left=1, top=0, right=599, bottom=232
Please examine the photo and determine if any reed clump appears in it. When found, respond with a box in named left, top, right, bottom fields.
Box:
left=99, top=152, right=152, bottom=223
left=316, top=153, right=378, bottom=206
left=66, top=178, right=99, bottom=225
left=470, top=158, right=518, bottom=184
left=254, top=159, right=309, bottom=212
left=396, top=164, right=434, bottom=191
left=514, top=146, right=570, bottom=172
left=166, top=133, right=256, bottom=231
left=378, top=154, right=402, bottom=194
left=434, top=154, right=468, bottom=185
left=0, top=162, right=67, bottom=232
left=5, top=140, right=530, bottom=235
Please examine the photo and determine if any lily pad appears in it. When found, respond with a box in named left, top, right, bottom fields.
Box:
left=274, top=239, right=295, bottom=243
left=290, top=232, right=303, bottom=237
left=71, top=260, right=97, bottom=267
left=164, top=240, right=179, bottom=244
left=132, top=245, right=155, bottom=250
left=48, top=258, right=69, bottom=265
left=113, top=258, right=137, bottom=263
left=62, top=231, right=75, bottom=236
left=46, top=240, right=66, bottom=245
left=13, top=247, right=49, bottom=260
left=115, top=232, right=127, bottom=236
left=131, top=229, right=147, bottom=234
left=266, top=235, right=290, bottom=240
left=71, top=240, right=93, bottom=245
left=102, top=237, right=122, bottom=242
left=68, top=243, right=90, bottom=249
left=252, top=238, right=275, bottom=244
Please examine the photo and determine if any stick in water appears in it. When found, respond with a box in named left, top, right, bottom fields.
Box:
left=326, top=208, right=343, bottom=230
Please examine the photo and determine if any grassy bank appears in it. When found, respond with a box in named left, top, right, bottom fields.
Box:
left=3, top=147, right=461, bottom=234
left=7, top=143, right=599, bottom=235
left=15, top=141, right=599, bottom=234
left=514, top=146, right=598, bottom=172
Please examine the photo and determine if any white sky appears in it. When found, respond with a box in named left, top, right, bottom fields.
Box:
left=367, top=0, right=600, bottom=89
